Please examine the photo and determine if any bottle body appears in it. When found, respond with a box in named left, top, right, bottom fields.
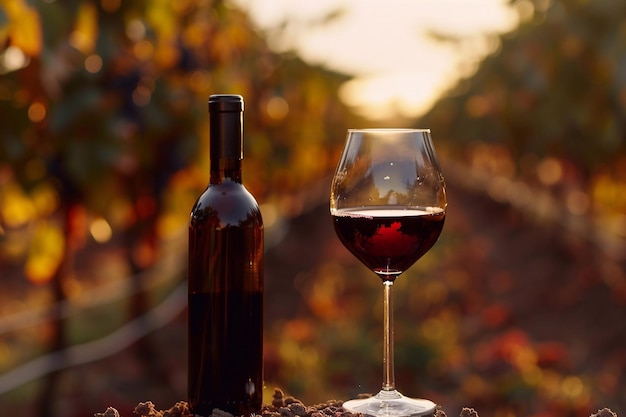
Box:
left=188, top=95, right=263, bottom=416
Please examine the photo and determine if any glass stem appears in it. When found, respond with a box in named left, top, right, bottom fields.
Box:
left=382, top=280, right=395, bottom=392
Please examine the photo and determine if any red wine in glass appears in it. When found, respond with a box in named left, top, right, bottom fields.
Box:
left=332, top=207, right=445, bottom=281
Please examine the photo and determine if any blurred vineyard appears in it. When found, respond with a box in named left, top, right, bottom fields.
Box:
left=1, top=1, right=625, bottom=417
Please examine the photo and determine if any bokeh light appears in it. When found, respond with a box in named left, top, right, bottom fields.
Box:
left=89, top=218, right=113, bottom=243
left=85, top=54, right=103, bottom=73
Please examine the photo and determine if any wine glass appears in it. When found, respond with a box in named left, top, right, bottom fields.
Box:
left=330, top=129, right=447, bottom=417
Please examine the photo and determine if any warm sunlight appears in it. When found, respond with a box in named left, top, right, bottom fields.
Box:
left=232, top=0, right=519, bottom=120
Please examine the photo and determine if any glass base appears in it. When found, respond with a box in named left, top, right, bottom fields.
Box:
left=342, top=389, right=436, bottom=417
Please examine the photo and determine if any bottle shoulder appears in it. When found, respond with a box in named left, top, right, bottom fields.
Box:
left=190, top=180, right=262, bottom=227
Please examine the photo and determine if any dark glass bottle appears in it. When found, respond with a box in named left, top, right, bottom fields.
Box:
left=188, top=94, right=264, bottom=417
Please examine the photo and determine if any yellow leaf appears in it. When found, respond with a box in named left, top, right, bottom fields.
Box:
left=30, top=182, right=60, bottom=217
left=2, top=0, right=42, bottom=56
left=0, top=180, right=36, bottom=227
left=24, top=221, right=65, bottom=284
left=70, top=2, right=98, bottom=54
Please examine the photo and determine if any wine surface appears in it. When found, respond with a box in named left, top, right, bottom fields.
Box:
left=332, top=207, right=445, bottom=280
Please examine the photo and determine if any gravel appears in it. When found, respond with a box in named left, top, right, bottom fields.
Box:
left=94, top=388, right=618, bottom=417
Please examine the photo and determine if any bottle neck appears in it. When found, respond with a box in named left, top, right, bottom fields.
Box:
left=210, top=157, right=242, bottom=184
left=209, top=102, right=243, bottom=184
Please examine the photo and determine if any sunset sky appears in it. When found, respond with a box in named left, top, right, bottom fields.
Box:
left=232, top=0, right=520, bottom=120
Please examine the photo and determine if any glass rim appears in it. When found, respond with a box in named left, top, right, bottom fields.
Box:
left=347, top=128, right=430, bottom=133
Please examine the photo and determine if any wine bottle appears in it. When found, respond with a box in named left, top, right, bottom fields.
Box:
left=188, top=94, right=264, bottom=417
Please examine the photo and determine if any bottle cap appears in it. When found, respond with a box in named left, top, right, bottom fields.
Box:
left=209, top=94, right=244, bottom=113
